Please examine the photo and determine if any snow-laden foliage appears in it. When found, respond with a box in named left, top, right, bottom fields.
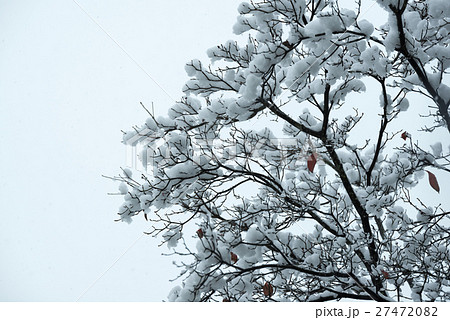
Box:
left=115, top=0, right=449, bottom=301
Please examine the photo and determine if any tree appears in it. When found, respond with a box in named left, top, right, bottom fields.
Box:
left=115, top=0, right=450, bottom=301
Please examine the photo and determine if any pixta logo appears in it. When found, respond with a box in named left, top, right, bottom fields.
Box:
left=124, top=127, right=323, bottom=174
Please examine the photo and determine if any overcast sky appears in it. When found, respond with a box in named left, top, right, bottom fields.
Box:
left=1, top=0, right=448, bottom=302
left=0, top=0, right=241, bottom=301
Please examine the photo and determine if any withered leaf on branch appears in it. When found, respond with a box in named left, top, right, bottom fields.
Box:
left=426, top=170, right=440, bottom=193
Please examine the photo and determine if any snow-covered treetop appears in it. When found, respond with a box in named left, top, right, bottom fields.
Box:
left=114, top=0, right=449, bottom=301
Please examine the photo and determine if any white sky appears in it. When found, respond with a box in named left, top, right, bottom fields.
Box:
left=1, top=0, right=448, bottom=302
left=0, top=0, right=241, bottom=301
